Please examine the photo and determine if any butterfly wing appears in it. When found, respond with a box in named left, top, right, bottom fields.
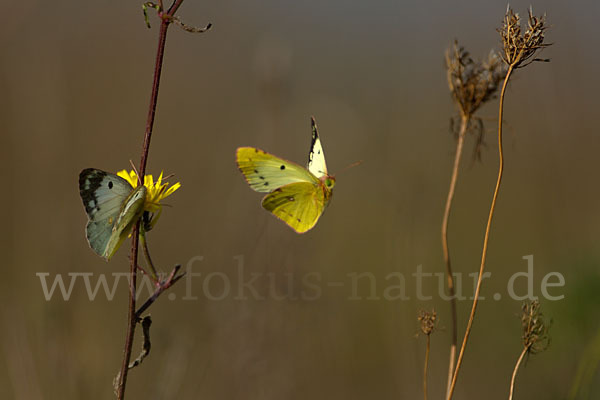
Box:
left=236, top=147, right=318, bottom=193
left=79, top=169, right=146, bottom=260
left=261, top=181, right=330, bottom=233
left=307, top=116, right=328, bottom=179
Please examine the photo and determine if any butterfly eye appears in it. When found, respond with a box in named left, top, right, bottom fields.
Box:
left=325, top=178, right=333, bottom=188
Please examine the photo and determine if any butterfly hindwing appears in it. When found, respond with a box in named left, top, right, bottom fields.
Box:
left=103, top=185, right=147, bottom=260
left=78, top=169, right=145, bottom=260
left=261, top=181, right=326, bottom=233
left=236, top=147, right=318, bottom=193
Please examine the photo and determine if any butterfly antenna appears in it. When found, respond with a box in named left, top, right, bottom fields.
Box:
left=129, top=159, right=143, bottom=186
left=336, top=160, right=363, bottom=176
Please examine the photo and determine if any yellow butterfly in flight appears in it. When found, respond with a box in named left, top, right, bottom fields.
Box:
left=236, top=117, right=335, bottom=233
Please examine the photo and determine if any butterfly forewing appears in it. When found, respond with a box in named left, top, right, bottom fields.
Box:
left=261, top=181, right=326, bottom=233
left=236, top=147, right=318, bottom=193
left=307, top=117, right=328, bottom=179
left=80, top=169, right=133, bottom=220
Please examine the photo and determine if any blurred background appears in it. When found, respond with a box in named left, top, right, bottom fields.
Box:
left=1, top=0, right=599, bottom=398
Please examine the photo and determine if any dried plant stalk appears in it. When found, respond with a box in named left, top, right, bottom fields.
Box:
left=442, top=41, right=504, bottom=396
left=446, top=7, right=550, bottom=400
left=418, top=310, right=437, bottom=400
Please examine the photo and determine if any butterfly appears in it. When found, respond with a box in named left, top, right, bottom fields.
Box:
left=236, top=116, right=336, bottom=233
left=78, top=168, right=147, bottom=260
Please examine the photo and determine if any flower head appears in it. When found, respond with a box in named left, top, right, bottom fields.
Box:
left=520, top=300, right=551, bottom=354
left=446, top=40, right=505, bottom=118
left=117, top=169, right=181, bottom=228
left=418, top=309, right=438, bottom=336
left=499, top=6, right=550, bottom=69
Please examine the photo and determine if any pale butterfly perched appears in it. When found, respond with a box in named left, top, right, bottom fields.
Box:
left=79, top=169, right=146, bottom=260
left=236, top=116, right=336, bottom=233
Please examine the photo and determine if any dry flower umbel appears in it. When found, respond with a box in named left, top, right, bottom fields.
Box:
left=418, top=309, right=438, bottom=336
left=508, top=301, right=551, bottom=400
left=446, top=40, right=505, bottom=118
left=521, top=300, right=551, bottom=354
left=499, top=6, right=550, bottom=69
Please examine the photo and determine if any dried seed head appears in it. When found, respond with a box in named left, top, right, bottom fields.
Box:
left=446, top=40, right=505, bottom=118
left=520, top=300, right=551, bottom=354
left=499, top=6, right=550, bottom=68
left=418, top=309, right=438, bottom=336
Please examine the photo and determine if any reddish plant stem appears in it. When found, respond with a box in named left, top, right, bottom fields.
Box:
left=116, top=225, right=140, bottom=399
left=135, top=265, right=184, bottom=318
left=138, top=21, right=167, bottom=178
left=116, top=2, right=183, bottom=399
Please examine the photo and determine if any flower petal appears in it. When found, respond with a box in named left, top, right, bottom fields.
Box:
left=114, top=169, right=180, bottom=219
left=163, top=182, right=181, bottom=197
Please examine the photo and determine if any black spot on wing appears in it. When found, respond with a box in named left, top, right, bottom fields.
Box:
left=280, top=165, right=285, bottom=170
left=108, top=181, right=113, bottom=189
left=259, top=176, right=265, bottom=180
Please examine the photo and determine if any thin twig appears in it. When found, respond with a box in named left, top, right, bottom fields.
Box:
left=509, top=346, right=528, bottom=400
left=135, top=265, right=185, bottom=318
left=447, top=64, right=515, bottom=400
left=442, top=113, right=468, bottom=396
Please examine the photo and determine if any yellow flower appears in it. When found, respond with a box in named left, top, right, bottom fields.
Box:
left=117, top=169, right=181, bottom=228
